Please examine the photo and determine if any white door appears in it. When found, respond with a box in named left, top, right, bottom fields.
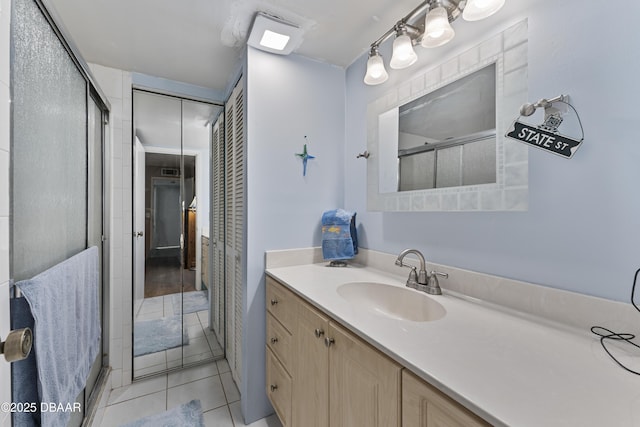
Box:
left=133, top=137, right=146, bottom=313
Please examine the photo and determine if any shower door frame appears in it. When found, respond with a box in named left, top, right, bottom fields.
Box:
left=10, top=0, right=112, bottom=424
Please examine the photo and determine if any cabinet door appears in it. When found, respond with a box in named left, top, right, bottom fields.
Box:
left=293, top=301, right=330, bottom=427
left=266, top=276, right=297, bottom=333
left=267, top=348, right=293, bottom=427
left=201, top=237, right=209, bottom=288
left=402, top=371, right=489, bottom=427
left=328, top=323, right=401, bottom=427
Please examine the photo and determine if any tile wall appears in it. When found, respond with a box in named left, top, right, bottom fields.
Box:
left=88, top=63, right=134, bottom=389
left=0, top=0, right=11, bottom=425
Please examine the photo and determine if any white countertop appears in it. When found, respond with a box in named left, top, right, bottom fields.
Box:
left=266, top=262, right=640, bottom=427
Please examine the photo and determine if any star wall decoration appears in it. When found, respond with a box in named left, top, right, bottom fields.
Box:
left=295, top=139, right=315, bottom=176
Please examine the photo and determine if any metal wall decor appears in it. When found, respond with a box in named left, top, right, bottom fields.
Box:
left=506, top=95, right=584, bottom=159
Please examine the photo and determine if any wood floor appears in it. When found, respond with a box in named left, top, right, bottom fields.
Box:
left=144, top=256, right=196, bottom=298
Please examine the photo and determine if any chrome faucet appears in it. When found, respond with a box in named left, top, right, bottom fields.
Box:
left=395, top=248, right=447, bottom=295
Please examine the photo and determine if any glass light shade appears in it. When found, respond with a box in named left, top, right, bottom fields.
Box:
left=364, top=52, right=389, bottom=85
left=421, top=6, right=455, bottom=48
left=390, top=34, right=418, bottom=69
left=462, top=0, right=505, bottom=21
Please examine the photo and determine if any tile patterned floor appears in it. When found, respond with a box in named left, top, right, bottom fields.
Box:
left=134, top=294, right=224, bottom=377
left=93, top=359, right=282, bottom=427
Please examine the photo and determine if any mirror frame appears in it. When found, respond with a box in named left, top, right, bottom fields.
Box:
left=367, top=20, right=529, bottom=212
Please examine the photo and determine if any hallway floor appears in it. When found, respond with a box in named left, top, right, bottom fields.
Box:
left=134, top=293, right=223, bottom=377
left=144, top=256, right=197, bottom=297
left=93, top=359, right=282, bottom=427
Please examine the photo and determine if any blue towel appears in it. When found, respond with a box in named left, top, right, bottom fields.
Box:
left=16, top=246, right=101, bottom=427
left=321, top=209, right=358, bottom=261
left=10, top=296, right=40, bottom=427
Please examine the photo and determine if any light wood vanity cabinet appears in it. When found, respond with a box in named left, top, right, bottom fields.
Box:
left=292, top=299, right=329, bottom=427
left=266, top=276, right=297, bottom=426
left=328, top=322, right=401, bottom=427
left=266, top=276, right=488, bottom=427
left=403, top=370, right=490, bottom=427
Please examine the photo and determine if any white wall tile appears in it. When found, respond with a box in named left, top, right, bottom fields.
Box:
left=0, top=83, right=9, bottom=152
left=0, top=282, right=9, bottom=337
left=424, top=66, right=441, bottom=90
left=410, top=74, right=425, bottom=96
left=459, top=46, right=480, bottom=72
left=504, top=42, right=528, bottom=73
left=0, top=218, right=8, bottom=285
left=89, top=64, right=123, bottom=100
left=398, top=82, right=411, bottom=103
left=460, top=192, right=479, bottom=210
left=480, top=34, right=503, bottom=61
left=504, top=19, right=528, bottom=51
left=441, top=193, right=459, bottom=211
left=0, top=0, right=9, bottom=87
left=505, top=163, right=528, bottom=187
left=441, top=57, right=459, bottom=81
left=0, top=149, right=8, bottom=217
left=504, top=67, right=528, bottom=96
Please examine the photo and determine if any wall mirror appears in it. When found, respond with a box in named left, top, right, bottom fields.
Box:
left=132, top=89, right=225, bottom=378
left=367, top=20, right=530, bottom=212
left=397, top=63, right=496, bottom=191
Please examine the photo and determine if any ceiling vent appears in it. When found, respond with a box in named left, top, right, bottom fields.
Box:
left=161, top=168, right=179, bottom=177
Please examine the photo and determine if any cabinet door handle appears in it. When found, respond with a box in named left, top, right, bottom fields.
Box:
left=324, top=337, right=335, bottom=348
left=314, top=328, right=325, bottom=338
left=270, top=337, right=278, bottom=344
left=270, top=299, right=278, bottom=306
left=270, top=384, right=278, bottom=392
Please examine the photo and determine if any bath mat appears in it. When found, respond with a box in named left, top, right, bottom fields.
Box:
left=171, top=290, right=209, bottom=315
left=133, top=316, right=188, bottom=357
left=120, top=399, right=204, bottom=427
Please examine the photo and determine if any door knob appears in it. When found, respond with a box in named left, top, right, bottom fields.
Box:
left=270, top=299, right=278, bottom=306
left=270, top=384, right=278, bottom=392
left=314, top=328, right=325, bottom=338
left=134, top=231, right=144, bottom=237
left=324, top=337, right=335, bottom=348
left=1, top=328, right=33, bottom=362
left=270, top=337, right=278, bottom=344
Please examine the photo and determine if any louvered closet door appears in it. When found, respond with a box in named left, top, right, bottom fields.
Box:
left=211, top=115, right=224, bottom=340
left=225, top=77, right=245, bottom=385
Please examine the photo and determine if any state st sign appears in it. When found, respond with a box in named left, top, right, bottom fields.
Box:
left=506, top=121, right=582, bottom=159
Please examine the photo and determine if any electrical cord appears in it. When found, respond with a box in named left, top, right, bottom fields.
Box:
left=590, top=268, right=640, bottom=375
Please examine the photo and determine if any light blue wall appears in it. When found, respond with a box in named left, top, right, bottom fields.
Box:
left=242, top=47, right=345, bottom=422
left=344, top=0, right=640, bottom=303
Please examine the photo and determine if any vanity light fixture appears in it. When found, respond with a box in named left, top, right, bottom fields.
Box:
left=390, top=24, right=419, bottom=69
left=363, top=0, right=506, bottom=85
left=247, top=12, right=303, bottom=55
left=422, top=4, right=455, bottom=48
left=364, top=47, right=389, bottom=85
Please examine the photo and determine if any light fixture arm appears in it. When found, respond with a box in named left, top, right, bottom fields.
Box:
left=369, top=1, right=430, bottom=49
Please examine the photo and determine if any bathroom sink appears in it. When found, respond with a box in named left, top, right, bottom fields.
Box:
left=337, top=282, right=446, bottom=322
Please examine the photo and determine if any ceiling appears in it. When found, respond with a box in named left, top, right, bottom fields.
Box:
left=133, top=90, right=223, bottom=151
left=48, top=0, right=421, bottom=93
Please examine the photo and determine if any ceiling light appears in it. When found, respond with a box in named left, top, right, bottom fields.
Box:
left=422, top=6, right=455, bottom=48
left=364, top=48, right=389, bottom=85
left=463, top=0, right=505, bottom=21
left=363, top=0, right=506, bottom=85
left=260, top=30, right=290, bottom=51
left=247, top=12, right=303, bottom=55
left=390, top=26, right=418, bottom=69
